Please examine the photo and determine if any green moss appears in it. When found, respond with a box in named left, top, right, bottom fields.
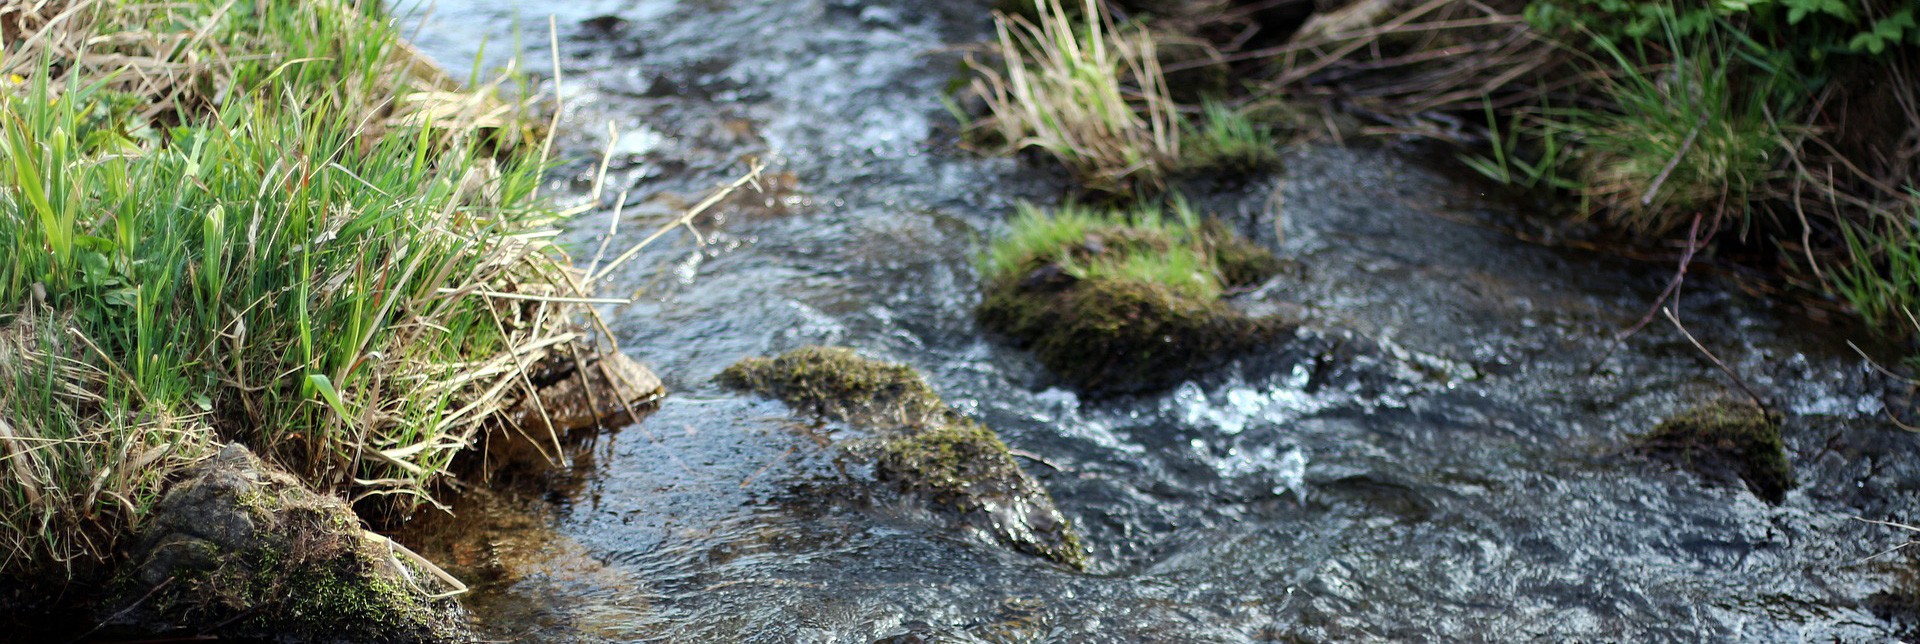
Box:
left=719, top=347, right=1089, bottom=568
left=1637, top=400, right=1793, bottom=504
left=878, top=419, right=1022, bottom=505
left=276, top=556, right=429, bottom=631
left=1201, top=220, right=1282, bottom=289
left=716, top=346, right=945, bottom=424
left=982, top=276, right=1283, bottom=394
left=128, top=469, right=458, bottom=642
left=977, top=202, right=1288, bottom=394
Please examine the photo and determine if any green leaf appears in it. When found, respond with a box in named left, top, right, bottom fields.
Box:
left=306, top=373, right=353, bottom=421
left=101, top=288, right=138, bottom=308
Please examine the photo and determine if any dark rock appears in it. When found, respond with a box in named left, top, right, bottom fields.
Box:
left=109, top=444, right=470, bottom=644
left=719, top=347, right=1088, bottom=568
left=1157, top=39, right=1231, bottom=103
left=575, top=15, right=630, bottom=39
left=1018, top=263, right=1079, bottom=291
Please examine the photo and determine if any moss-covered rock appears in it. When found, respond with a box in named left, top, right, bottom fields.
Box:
left=977, top=204, right=1291, bottom=395
left=982, top=277, right=1286, bottom=394
left=1636, top=400, right=1793, bottom=504
left=717, top=346, right=945, bottom=424
left=719, top=347, right=1087, bottom=569
left=1202, top=219, right=1284, bottom=288
left=111, top=444, right=468, bottom=643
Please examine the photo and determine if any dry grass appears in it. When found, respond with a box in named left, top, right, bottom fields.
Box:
left=0, top=311, right=211, bottom=574
left=0, top=0, right=539, bottom=150
left=1248, top=0, right=1563, bottom=140
left=966, top=0, right=1182, bottom=193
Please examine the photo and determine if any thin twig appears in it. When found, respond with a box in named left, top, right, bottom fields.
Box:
left=1662, top=307, right=1767, bottom=414
left=1641, top=110, right=1709, bottom=207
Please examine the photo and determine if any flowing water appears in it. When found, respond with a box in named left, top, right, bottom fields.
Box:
left=394, top=1, right=1920, bottom=640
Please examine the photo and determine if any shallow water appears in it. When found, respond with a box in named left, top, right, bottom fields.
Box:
left=396, top=0, right=1920, bottom=640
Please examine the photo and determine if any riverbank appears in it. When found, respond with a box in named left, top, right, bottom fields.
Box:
left=0, top=0, right=660, bottom=639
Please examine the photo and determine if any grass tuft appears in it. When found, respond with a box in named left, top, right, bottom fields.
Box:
left=0, top=0, right=593, bottom=583
left=965, top=0, right=1182, bottom=194
left=1571, top=29, right=1792, bottom=235
left=975, top=201, right=1288, bottom=393
left=1179, top=100, right=1282, bottom=174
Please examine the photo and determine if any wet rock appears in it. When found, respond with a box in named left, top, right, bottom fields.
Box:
left=1635, top=400, right=1793, bottom=504
left=111, top=443, right=468, bottom=643
left=508, top=350, right=664, bottom=435
left=981, top=277, right=1288, bottom=395
left=576, top=15, right=629, bottom=39
left=719, top=346, right=1088, bottom=568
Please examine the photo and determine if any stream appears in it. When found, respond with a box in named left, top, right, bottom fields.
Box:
left=393, top=0, right=1920, bottom=640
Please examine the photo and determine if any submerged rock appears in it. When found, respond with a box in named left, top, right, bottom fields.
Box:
left=1636, top=400, right=1793, bottom=504
left=110, top=444, right=469, bottom=643
left=720, top=346, right=1088, bottom=568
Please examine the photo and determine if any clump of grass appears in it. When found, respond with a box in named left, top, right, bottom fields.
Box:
left=0, top=0, right=591, bottom=583
left=965, top=0, right=1181, bottom=194
left=1179, top=100, right=1283, bottom=174
left=1831, top=192, right=1920, bottom=346
left=976, top=201, right=1288, bottom=394
left=0, top=0, right=538, bottom=153
left=982, top=200, right=1279, bottom=295
left=1570, top=32, right=1792, bottom=235
left=0, top=312, right=210, bottom=578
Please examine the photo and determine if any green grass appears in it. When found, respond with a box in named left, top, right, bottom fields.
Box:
left=1179, top=101, right=1282, bottom=174
left=1832, top=192, right=1920, bottom=351
left=982, top=201, right=1224, bottom=300
left=0, top=0, right=576, bottom=580
left=1462, top=16, right=1793, bottom=236
left=1572, top=28, right=1792, bottom=235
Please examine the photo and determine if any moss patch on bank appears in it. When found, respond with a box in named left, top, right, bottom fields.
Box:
left=114, top=444, right=466, bottom=643
left=720, top=347, right=1088, bottom=569
left=1635, top=400, right=1793, bottom=504
left=977, top=201, right=1291, bottom=395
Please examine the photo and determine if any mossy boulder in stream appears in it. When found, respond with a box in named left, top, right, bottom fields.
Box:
left=719, top=346, right=1087, bottom=568
left=719, top=345, right=946, bottom=423
left=106, top=444, right=468, bottom=643
left=977, top=202, right=1293, bottom=395
left=1635, top=400, right=1793, bottom=504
